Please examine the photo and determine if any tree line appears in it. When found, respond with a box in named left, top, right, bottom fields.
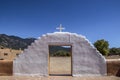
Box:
left=49, top=46, right=71, bottom=57
left=94, top=39, right=120, bottom=56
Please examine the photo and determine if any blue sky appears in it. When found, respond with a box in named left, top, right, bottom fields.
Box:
left=0, top=0, right=120, bottom=48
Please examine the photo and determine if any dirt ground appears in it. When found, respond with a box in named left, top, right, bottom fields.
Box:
left=49, top=57, right=71, bottom=75
left=0, top=76, right=120, bottom=80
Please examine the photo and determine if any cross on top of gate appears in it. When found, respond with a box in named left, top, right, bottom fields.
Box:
left=56, top=24, right=65, bottom=32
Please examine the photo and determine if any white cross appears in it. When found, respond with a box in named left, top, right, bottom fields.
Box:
left=56, top=24, right=65, bottom=32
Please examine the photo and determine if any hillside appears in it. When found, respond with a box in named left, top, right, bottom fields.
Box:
left=0, top=34, right=36, bottom=50
left=49, top=46, right=71, bottom=56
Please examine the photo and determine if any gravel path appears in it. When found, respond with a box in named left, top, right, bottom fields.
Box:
left=0, top=76, right=119, bottom=80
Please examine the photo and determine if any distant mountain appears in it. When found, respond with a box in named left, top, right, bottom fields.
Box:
left=0, top=34, right=36, bottom=50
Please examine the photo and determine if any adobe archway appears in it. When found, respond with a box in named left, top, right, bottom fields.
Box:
left=13, top=32, right=106, bottom=76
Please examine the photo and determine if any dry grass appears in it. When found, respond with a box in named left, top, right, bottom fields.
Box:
left=49, top=57, right=71, bottom=75
left=0, top=48, right=22, bottom=60
left=106, top=55, right=120, bottom=59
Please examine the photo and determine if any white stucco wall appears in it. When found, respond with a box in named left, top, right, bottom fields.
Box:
left=13, top=32, right=106, bottom=76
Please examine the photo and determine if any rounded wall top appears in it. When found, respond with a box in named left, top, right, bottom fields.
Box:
left=38, top=32, right=86, bottom=39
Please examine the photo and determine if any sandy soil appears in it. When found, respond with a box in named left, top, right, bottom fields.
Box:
left=49, top=57, right=71, bottom=75
left=0, top=76, right=120, bottom=80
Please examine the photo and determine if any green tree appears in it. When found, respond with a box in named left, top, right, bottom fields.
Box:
left=53, top=50, right=70, bottom=57
left=94, top=39, right=109, bottom=56
left=109, top=47, right=120, bottom=55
